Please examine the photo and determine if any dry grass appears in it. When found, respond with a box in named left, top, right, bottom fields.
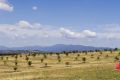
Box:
left=0, top=51, right=120, bottom=80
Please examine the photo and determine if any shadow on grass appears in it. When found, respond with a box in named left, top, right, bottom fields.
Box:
left=40, top=66, right=52, bottom=68
left=2, top=70, right=20, bottom=73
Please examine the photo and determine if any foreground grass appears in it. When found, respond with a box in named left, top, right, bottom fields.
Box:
left=0, top=51, right=120, bottom=80
left=0, top=63, right=120, bottom=80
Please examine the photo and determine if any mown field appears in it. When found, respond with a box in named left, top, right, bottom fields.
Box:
left=0, top=50, right=120, bottom=80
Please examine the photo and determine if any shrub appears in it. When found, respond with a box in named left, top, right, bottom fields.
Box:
left=75, top=57, right=78, bottom=61
left=41, top=59, right=44, bottom=63
left=58, top=59, right=61, bottom=63
left=25, top=56, right=29, bottom=61
left=65, top=62, right=70, bottom=66
left=15, top=55, right=18, bottom=60
left=105, top=54, right=109, bottom=58
left=82, top=57, right=86, bottom=63
left=44, top=63, right=48, bottom=67
left=97, top=56, right=100, bottom=60
left=28, top=61, right=32, bottom=67
left=6, top=57, right=8, bottom=60
left=114, top=56, right=119, bottom=61
left=3, top=60, right=7, bottom=65
left=43, top=54, right=47, bottom=59
left=57, top=55, right=61, bottom=60
left=13, top=66, right=17, bottom=72
left=77, top=54, right=80, bottom=57
left=91, top=54, right=94, bottom=58
left=1, top=56, right=3, bottom=60
left=15, top=61, right=18, bottom=66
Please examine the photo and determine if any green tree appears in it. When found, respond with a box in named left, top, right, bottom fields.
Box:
left=41, top=59, right=44, bottom=63
left=28, top=61, right=32, bottom=67
left=82, top=57, right=86, bottom=63
left=44, top=63, right=48, bottom=67
left=15, top=61, right=18, bottom=66
left=13, top=66, right=17, bottom=72
left=97, top=56, right=100, bottom=60
left=114, top=56, right=119, bottom=61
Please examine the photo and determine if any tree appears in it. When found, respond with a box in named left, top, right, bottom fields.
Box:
left=44, top=63, right=48, bottom=67
left=114, top=56, right=119, bottom=61
left=6, top=57, right=8, bottom=61
left=85, top=51, right=88, bottom=55
left=114, top=48, right=118, bottom=51
left=65, top=62, right=70, bottom=66
left=25, top=56, right=29, bottom=61
left=1, top=56, right=3, bottom=60
left=32, top=53, right=36, bottom=57
left=15, top=55, right=18, bottom=60
left=82, top=57, right=86, bottom=63
left=41, top=59, right=44, bottom=63
left=58, top=59, right=61, bottom=63
left=20, top=54, right=22, bottom=57
left=118, top=52, right=120, bottom=56
left=77, top=54, right=80, bottom=57
left=15, top=61, right=18, bottom=66
left=91, top=54, right=94, bottom=58
left=100, top=52, right=102, bottom=55
left=65, top=53, right=69, bottom=57
left=57, top=55, right=61, bottom=60
left=105, top=54, right=109, bottom=58
left=43, top=54, right=47, bottom=59
left=28, top=61, right=32, bottom=67
left=13, top=66, right=17, bottom=72
left=3, top=60, right=7, bottom=65
left=74, top=57, right=78, bottom=61
left=97, top=56, right=100, bottom=60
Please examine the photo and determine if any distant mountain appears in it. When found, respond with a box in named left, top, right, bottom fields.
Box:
left=0, top=44, right=111, bottom=52
left=0, top=46, right=9, bottom=50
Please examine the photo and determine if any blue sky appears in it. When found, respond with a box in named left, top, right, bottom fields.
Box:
left=0, top=0, right=120, bottom=48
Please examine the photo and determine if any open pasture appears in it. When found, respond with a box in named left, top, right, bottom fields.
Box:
left=0, top=50, right=120, bottom=80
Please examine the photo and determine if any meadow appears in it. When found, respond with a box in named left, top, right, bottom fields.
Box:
left=0, top=50, right=120, bottom=80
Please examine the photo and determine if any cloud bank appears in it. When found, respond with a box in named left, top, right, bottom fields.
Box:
left=60, top=28, right=96, bottom=39
left=0, top=20, right=120, bottom=47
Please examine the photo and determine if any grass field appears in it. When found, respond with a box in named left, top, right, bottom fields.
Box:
left=0, top=50, right=120, bottom=80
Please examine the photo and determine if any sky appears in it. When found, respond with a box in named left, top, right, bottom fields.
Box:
left=0, top=0, right=120, bottom=48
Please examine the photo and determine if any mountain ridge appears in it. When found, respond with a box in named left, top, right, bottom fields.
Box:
left=0, top=44, right=111, bottom=52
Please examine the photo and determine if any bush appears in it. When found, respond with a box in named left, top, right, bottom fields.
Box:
left=97, top=56, right=100, bottom=60
left=82, top=57, right=86, bottom=63
left=114, top=56, right=119, bottom=61
left=13, top=66, right=17, bottom=72
left=44, top=63, right=48, bottom=67
left=15, top=61, right=18, bottom=66
left=25, top=56, right=29, bottom=61
left=28, top=61, right=32, bottom=67
left=58, top=59, right=61, bottom=63
left=65, top=62, right=70, bottom=66
left=75, top=57, right=78, bottom=61
left=41, top=59, right=44, bottom=63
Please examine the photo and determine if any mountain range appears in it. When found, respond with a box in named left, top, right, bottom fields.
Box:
left=0, top=44, right=111, bottom=52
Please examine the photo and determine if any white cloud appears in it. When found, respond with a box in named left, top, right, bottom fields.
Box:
left=60, top=28, right=96, bottom=39
left=0, top=20, right=61, bottom=40
left=4, top=21, right=120, bottom=46
left=98, top=32, right=120, bottom=40
left=32, top=6, right=38, bottom=10
left=1, top=21, right=120, bottom=47
left=82, top=30, right=96, bottom=38
left=0, top=20, right=98, bottom=42
left=97, top=24, right=120, bottom=40
left=18, top=20, right=32, bottom=29
left=0, top=0, right=13, bottom=12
